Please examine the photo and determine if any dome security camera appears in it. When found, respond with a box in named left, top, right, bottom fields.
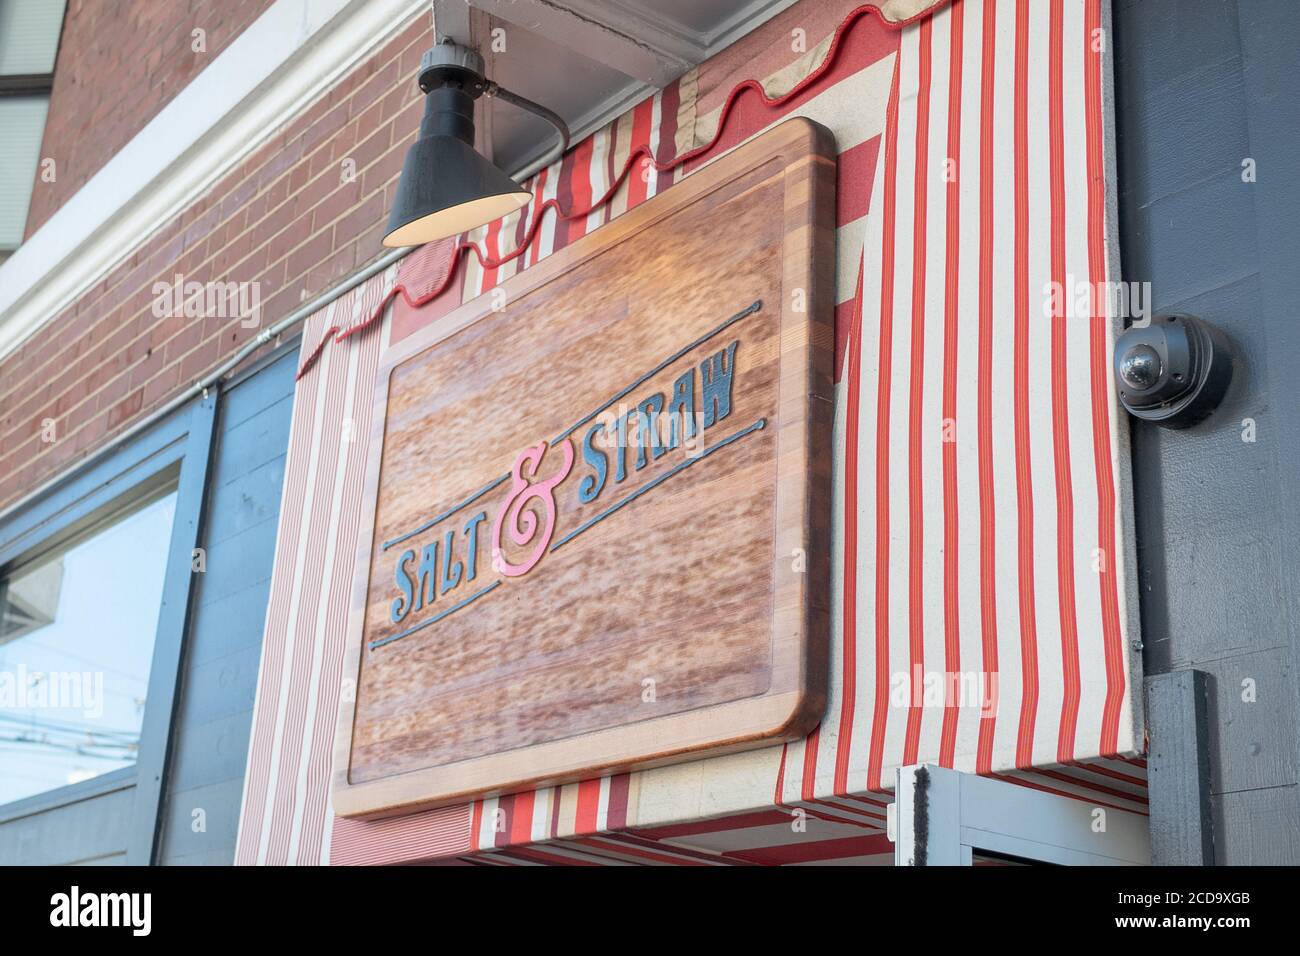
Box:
left=1113, top=313, right=1233, bottom=429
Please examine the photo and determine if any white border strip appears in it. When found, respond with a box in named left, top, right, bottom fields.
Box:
left=0, top=0, right=428, bottom=362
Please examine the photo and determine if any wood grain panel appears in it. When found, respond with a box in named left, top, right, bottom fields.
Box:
left=334, top=118, right=837, bottom=817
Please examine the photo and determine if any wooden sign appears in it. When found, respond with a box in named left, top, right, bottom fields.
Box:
left=333, top=119, right=837, bottom=817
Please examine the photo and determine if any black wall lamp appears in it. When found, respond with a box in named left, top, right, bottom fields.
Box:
left=1113, top=313, right=1234, bottom=428
left=383, top=41, right=570, bottom=248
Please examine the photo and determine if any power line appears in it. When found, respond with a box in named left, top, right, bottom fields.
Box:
left=0, top=739, right=137, bottom=760
left=0, top=712, right=140, bottom=741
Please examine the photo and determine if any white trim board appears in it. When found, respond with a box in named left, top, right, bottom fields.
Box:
left=0, top=0, right=430, bottom=363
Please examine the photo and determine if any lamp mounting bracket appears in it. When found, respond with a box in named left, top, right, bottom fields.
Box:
left=418, top=41, right=488, bottom=97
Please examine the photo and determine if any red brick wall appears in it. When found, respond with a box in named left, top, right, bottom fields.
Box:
left=25, top=0, right=276, bottom=237
left=0, top=13, right=430, bottom=510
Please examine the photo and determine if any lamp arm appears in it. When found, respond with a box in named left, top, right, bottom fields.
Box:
left=484, top=81, right=571, bottom=183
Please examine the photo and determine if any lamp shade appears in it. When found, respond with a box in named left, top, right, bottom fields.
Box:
left=383, top=86, right=531, bottom=247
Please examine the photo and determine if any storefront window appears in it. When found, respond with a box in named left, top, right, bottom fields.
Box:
left=0, top=487, right=178, bottom=805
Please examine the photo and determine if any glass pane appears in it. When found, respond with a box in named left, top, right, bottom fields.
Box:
left=0, top=95, right=49, bottom=249
left=0, top=0, right=67, bottom=75
left=0, top=489, right=177, bottom=805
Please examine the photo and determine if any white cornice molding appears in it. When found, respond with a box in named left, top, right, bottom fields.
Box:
left=0, top=0, right=429, bottom=362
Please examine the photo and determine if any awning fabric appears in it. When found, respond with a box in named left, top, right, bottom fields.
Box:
left=236, top=0, right=1147, bottom=867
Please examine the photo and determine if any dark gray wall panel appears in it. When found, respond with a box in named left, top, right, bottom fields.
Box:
left=1115, top=0, right=1300, bottom=863
left=1200, top=647, right=1298, bottom=794
left=156, top=347, right=297, bottom=866
left=1214, top=786, right=1300, bottom=865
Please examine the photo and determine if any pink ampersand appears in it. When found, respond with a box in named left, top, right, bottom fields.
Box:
left=491, top=438, right=574, bottom=577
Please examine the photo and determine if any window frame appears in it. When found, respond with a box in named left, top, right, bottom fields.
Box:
left=0, top=391, right=216, bottom=863
left=0, top=74, right=53, bottom=96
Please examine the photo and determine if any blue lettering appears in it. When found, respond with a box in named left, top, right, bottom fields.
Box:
left=701, top=340, right=739, bottom=428
left=463, top=511, right=487, bottom=581
left=390, top=549, right=416, bottom=623
left=580, top=423, right=608, bottom=503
